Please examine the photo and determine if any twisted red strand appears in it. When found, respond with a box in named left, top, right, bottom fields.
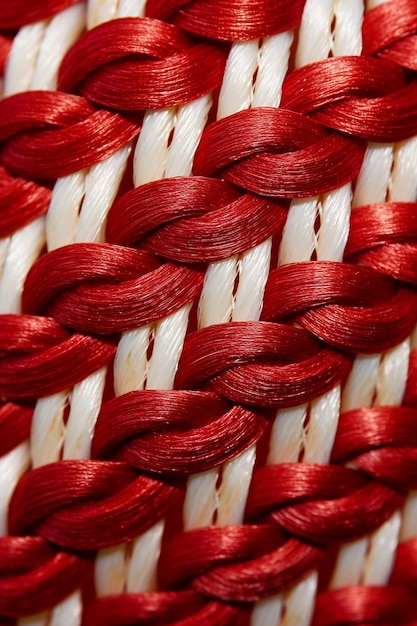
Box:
left=23, top=243, right=203, bottom=334
left=92, top=390, right=267, bottom=475
left=84, top=590, right=209, bottom=626
left=362, top=0, right=417, bottom=58
left=0, top=0, right=80, bottom=28
left=193, top=107, right=366, bottom=198
left=0, top=537, right=91, bottom=617
left=246, top=464, right=401, bottom=542
left=313, top=585, right=417, bottom=626
left=175, top=321, right=353, bottom=407
left=0, top=167, right=51, bottom=237
left=405, top=350, right=417, bottom=408
left=262, top=262, right=417, bottom=352
left=1, top=0, right=417, bottom=622
left=281, top=56, right=417, bottom=142
left=0, top=315, right=115, bottom=400
left=0, top=403, right=32, bottom=457
left=8, top=460, right=182, bottom=551
left=146, top=0, right=306, bottom=41
left=58, top=17, right=227, bottom=110
left=106, top=176, right=288, bottom=263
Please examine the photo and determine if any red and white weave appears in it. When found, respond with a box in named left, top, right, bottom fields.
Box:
left=0, top=0, right=417, bottom=624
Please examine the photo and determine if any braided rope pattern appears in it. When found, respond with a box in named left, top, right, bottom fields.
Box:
left=0, top=1, right=417, bottom=624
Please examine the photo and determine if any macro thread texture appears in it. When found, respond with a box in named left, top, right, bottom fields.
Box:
left=0, top=1, right=417, bottom=625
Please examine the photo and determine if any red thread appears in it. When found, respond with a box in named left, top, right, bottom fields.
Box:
left=376, top=36, right=417, bottom=72
left=310, top=84, right=417, bottom=142
left=0, top=315, right=116, bottom=400
left=392, top=538, right=417, bottom=589
left=146, top=0, right=306, bottom=41
left=0, top=0, right=80, bottom=28
left=0, top=536, right=91, bottom=617
left=0, top=167, right=51, bottom=237
left=0, top=36, right=11, bottom=76
left=88, top=598, right=251, bottom=626
left=175, top=321, right=353, bottom=407
left=23, top=244, right=160, bottom=313
left=0, top=536, right=55, bottom=575
left=23, top=243, right=203, bottom=334
left=84, top=591, right=206, bottom=626
left=269, top=481, right=401, bottom=543
left=1, top=1, right=417, bottom=620
left=8, top=460, right=182, bottom=550
left=332, top=407, right=417, bottom=490
left=262, top=262, right=417, bottom=352
left=0, top=402, right=32, bottom=457
left=0, top=92, right=140, bottom=180
left=58, top=17, right=191, bottom=93
left=295, top=288, right=417, bottom=353
left=349, top=244, right=417, bottom=286
left=349, top=448, right=417, bottom=492
left=281, top=56, right=417, bottom=142
left=0, top=91, right=96, bottom=141
left=405, top=350, right=417, bottom=408
left=92, top=390, right=267, bottom=475
left=193, top=108, right=365, bottom=198
left=313, top=585, right=417, bottom=626
left=246, top=464, right=401, bottom=542
left=106, top=176, right=288, bottom=262
left=159, top=524, right=286, bottom=589
left=345, top=202, right=417, bottom=284
left=0, top=314, right=68, bottom=354
left=59, top=18, right=226, bottom=110
left=281, top=56, right=407, bottom=112
left=246, top=465, right=368, bottom=517
left=332, top=406, right=417, bottom=460
left=362, top=0, right=417, bottom=57
left=191, top=538, right=321, bottom=602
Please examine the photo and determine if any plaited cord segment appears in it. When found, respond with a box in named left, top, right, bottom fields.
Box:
left=0, top=0, right=417, bottom=625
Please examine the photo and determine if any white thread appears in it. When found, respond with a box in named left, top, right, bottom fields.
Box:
left=332, top=0, right=363, bottom=56
left=0, top=442, right=29, bottom=535
left=330, top=538, right=369, bottom=588
left=251, top=597, right=283, bottom=626
left=198, top=257, right=238, bottom=327
left=165, top=95, right=212, bottom=177
left=362, top=512, right=401, bottom=584
left=341, top=354, right=381, bottom=411
left=296, top=0, right=334, bottom=67
left=218, top=41, right=260, bottom=120
left=268, top=406, right=307, bottom=465
left=49, top=591, right=82, bottom=626
left=279, top=198, right=318, bottom=265
left=126, top=520, right=164, bottom=592
left=183, top=469, right=219, bottom=531
left=4, top=22, right=46, bottom=96
left=87, top=0, right=118, bottom=29
left=95, top=544, right=127, bottom=596
left=232, top=238, right=272, bottom=322
left=63, top=367, right=107, bottom=460
left=316, top=183, right=352, bottom=262
left=252, top=32, right=294, bottom=108
left=304, top=386, right=341, bottom=465
left=216, top=446, right=256, bottom=526
left=281, top=572, right=318, bottom=626
left=30, top=392, right=67, bottom=469
left=0, top=216, right=45, bottom=314
left=31, top=3, right=86, bottom=91
left=389, top=137, right=417, bottom=202
left=352, top=144, right=394, bottom=206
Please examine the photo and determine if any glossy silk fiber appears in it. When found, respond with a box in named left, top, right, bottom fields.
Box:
left=1, top=1, right=417, bottom=625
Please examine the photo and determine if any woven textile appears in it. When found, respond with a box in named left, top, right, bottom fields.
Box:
left=1, top=0, right=417, bottom=624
